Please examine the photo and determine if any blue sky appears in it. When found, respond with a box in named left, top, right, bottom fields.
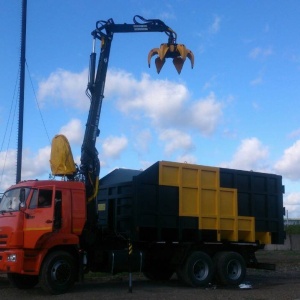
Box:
left=1, top=1, right=300, bottom=217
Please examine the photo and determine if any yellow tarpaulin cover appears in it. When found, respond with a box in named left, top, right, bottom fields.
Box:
left=50, top=134, right=76, bottom=176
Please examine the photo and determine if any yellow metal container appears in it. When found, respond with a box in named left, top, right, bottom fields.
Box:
left=158, top=161, right=256, bottom=242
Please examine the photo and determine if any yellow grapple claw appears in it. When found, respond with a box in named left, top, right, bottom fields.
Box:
left=176, top=44, right=194, bottom=68
left=158, top=43, right=170, bottom=60
left=173, top=57, right=184, bottom=74
left=187, top=50, right=194, bottom=69
left=148, top=42, right=194, bottom=73
left=176, top=44, right=188, bottom=60
left=155, top=57, right=165, bottom=74
left=148, top=48, right=160, bottom=67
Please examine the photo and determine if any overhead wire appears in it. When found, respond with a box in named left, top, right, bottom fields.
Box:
left=0, top=68, right=19, bottom=186
left=0, top=61, right=51, bottom=188
left=25, top=61, right=51, bottom=145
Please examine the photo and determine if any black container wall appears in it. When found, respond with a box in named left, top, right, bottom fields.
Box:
left=219, top=168, right=285, bottom=244
left=98, top=161, right=285, bottom=245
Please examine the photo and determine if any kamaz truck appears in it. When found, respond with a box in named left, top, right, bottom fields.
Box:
left=0, top=16, right=285, bottom=294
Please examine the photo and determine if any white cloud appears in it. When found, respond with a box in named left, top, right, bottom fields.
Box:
left=38, top=68, right=88, bottom=110
left=58, top=119, right=83, bottom=145
left=101, top=135, right=128, bottom=159
left=284, top=192, right=300, bottom=218
left=250, top=75, right=263, bottom=86
left=105, top=69, right=138, bottom=98
left=0, top=147, right=51, bottom=191
left=159, top=129, right=194, bottom=155
left=111, top=71, right=189, bottom=127
left=0, top=149, right=18, bottom=190
left=188, top=92, right=223, bottom=136
left=209, top=15, right=221, bottom=34
left=158, top=6, right=176, bottom=21
left=107, top=70, right=223, bottom=135
left=37, top=68, right=224, bottom=137
left=203, top=75, right=217, bottom=90
left=134, top=129, right=152, bottom=153
left=22, top=147, right=51, bottom=178
left=288, top=129, right=300, bottom=139
left=33, top=68, right=224, bottom=179
left=274, top=140, right=300, bottom=180
left=176, top=154, right=197, bottom=165
left=249, top=47, right=273, bottom=60
left=250, top=69, right=265, bottom=86
left=139, top=160, right=152, bottom=171
left=221, top=137, right=269, bottom=171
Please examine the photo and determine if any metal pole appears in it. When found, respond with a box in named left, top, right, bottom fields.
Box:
left=128, top=240, right=133, bottom=293
left=16, top=0, right=27, bottom=183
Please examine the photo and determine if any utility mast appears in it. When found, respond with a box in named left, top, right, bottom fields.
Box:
left=16, top=0, right=27, bottom=183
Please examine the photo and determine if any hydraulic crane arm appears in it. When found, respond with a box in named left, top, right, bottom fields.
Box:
left=93, top=15, right=177, bottom=39
left=80, top=15, right=194, bottom=225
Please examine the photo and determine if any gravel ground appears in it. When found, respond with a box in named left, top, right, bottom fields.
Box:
left=1, top=250, right=300, bottom=299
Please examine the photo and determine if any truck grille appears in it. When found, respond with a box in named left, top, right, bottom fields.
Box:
left=0, top=234, right=8, bottom=246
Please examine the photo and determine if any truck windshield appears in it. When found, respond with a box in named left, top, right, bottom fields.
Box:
left=0, top=188, right=30, bottom=213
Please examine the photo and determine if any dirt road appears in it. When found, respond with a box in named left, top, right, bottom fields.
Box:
left=1, top=250, right=300, bottom=299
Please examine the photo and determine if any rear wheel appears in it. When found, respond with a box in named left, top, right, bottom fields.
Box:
left=181, top=251, right=214, bottom=287
left=7, top=273, right=39, bottom=289
left=214, top=251, right=246, bottom=285
left=39, top=251, right=77, bottom=295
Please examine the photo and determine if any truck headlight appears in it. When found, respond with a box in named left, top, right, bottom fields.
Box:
left=7, top=254, right=17, bottom=262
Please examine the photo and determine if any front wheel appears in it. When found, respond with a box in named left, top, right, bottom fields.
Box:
left=214, top=251, right=246, bottom=286
left=39, top=251, right=77, bottom=295
left=7, top=273, right=39, bottom=289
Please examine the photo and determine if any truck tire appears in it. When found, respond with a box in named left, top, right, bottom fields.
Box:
left=214, top=251, right=246, bottom=286
left=7, top=273, right=39, bottom=289
left=181, top=251, right=214, bottom=287
left=39, top=250, right=77, bottom=294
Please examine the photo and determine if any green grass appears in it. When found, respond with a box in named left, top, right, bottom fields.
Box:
left=285, top=224, right=300, bottom=234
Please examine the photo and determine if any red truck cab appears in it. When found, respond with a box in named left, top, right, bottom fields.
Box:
left=0, top=180, right=86, bottom=293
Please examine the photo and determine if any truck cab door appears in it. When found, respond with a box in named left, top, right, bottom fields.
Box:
left=23, top=187, right=55, bottom=249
